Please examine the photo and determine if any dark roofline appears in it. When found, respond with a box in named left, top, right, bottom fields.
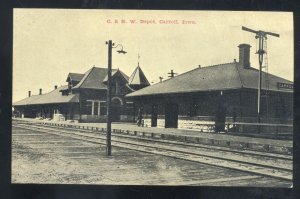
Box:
left=66, top=73, right=84, bottom=82
left=73, top=66, right=129, bottom=90
left=161, top=61, right=237, bottom=84
left=126, top=62, right=240, bottom=98
left=12, top=94, right=39, bottom=105
left=72, top=67, right=95, bottom=89
left=126, top=87, right=242, bottom=98
left=103, top=69, right=129, bottom=83
left=126, top=86, right=293, bottom=99
left=14, top=101, right=78, bottom=106
left=71, top=86, right=108, bottom=91
left=116, top=68, right=130, bottom=81
left=234, top=62, right=244, bottom=88
left=114, top=69, right=129, bottom=83
left=126, top=61, right=293, bottom=98
left=128, top=66, right=139, bottom=85
left=13, top=85, right=79, bottom=106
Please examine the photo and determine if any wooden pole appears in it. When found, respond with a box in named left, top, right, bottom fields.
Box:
left=106, top=40, right=112, bottom=156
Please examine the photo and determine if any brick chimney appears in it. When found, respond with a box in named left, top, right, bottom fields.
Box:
left=238, top=44, right=251, bottom=68
left=54, top=85, right=58, bottom=90
left=28, top=91, right=31, bottom=97
left=39, top=89, right=42, bottom=95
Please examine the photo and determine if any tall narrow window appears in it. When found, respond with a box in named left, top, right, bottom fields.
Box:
left=94, top=101, right=99, bottom=116
left=84, top=100, right=93, bottom=115
left=91, top=100, right=94, bottom=115
left=98, top=101, right=101, bottom=115
left=115, top=81, right=119, bottom=94
left=86, top=100, right=106, bottom=116
left=100, top=102, right=107, bottom=116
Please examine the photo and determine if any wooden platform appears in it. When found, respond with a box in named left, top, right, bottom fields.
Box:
left=14, top=118, right=293, bottom=154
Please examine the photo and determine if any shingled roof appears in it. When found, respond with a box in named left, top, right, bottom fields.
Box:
left=72, top=67, right=129, bottom=90
left=102, top=69, right=129, bottom=83
left=13, top=85, right=79, bottom=106
left=13, top=95, right=41, bottom=106
left=66, top=73, right=85, bottom=82
left=128, top=66, right=150, bottom=87
left=126, top=62, right=293, bottom=98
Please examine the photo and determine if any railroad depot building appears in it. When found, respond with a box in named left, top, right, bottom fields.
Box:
left=13, top=65, right=150, bottom=122
left=126, top=44, right=293, bottom=128
left=13, top=43, right=293, bottom=129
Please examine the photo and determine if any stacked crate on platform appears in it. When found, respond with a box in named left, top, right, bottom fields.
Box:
left=53, top=114, right=65, bottom=121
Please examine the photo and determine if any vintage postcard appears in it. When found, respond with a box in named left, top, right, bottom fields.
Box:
left=12, top=9, right=293, bottom=187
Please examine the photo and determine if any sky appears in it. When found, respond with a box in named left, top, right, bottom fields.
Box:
left=13, top=9, right=293, bottom=102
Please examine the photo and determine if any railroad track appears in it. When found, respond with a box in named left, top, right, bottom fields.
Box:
left=12, top=121, right=293, bottom=182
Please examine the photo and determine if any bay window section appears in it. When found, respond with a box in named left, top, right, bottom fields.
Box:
left=84, top=100, right=106, bottom=116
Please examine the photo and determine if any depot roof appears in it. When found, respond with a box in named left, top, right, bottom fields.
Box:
left=126, top=62, right=293, bottom=98
left=72, top=67, right=129, bottom=90
left=13, top=85, right=79, bottom=106
left=66, top=73, right=85, bottom=82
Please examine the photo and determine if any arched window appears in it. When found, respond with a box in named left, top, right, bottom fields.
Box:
left=112, top=97, right=123, bottom=107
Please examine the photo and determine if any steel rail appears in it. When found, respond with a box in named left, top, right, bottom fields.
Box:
left=13, top=122, right=292, bottom=181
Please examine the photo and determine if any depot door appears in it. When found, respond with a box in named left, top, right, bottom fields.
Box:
left=111, top=98, right=122, bottom=122
left=151, top=105, right=158, bottom=127
left=165, top=103, right=178, bottom=128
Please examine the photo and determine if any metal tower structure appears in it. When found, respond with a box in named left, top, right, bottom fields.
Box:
left=262, top=38, right=270, bottom=120
left=242, top=26, right=279, bottom=124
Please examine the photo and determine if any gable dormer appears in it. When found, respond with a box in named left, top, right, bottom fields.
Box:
left=103, top=69, right=129, bottom=84
left=66, top=73, right=85, bottom=89
left=103, top=69, right=130, bottom=95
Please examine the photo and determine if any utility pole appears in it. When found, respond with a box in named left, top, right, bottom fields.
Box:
left=106, top=40, right=112, bottom=156
left=168, top=69, right=178, bottom=78
left=105, top=40, right=127, bottom=156
left=242, top=26, right=279, bottom=125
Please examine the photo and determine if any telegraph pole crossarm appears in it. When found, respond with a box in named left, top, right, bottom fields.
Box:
left=168, top=69, right=178, bottom=78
